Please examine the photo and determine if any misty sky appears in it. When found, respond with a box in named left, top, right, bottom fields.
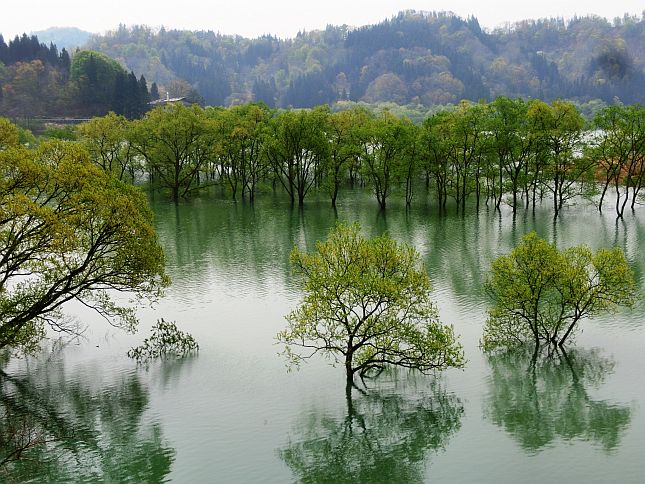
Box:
left=2, top=0, right=644, bottom=39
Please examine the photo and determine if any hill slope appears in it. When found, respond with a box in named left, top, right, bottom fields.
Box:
left=85, top=11, right=645, bottom=107
left=32, top=27, right=93, bottom=51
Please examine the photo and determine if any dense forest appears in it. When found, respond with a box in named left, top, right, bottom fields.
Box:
left=85, top=11, right=645, bottom=107
left=0, top=33, right=156, bottom=118
left=2, top=11, right=645, bottom=119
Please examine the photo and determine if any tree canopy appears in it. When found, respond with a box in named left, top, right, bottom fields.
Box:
left=482, top=232, right=637, bottom=350
left=278, top=222, right=465, bottom=385
left=0, top=138, right=169, bottom=352
left=131, top=104, right=212, bottom=202
left=66, top=99, right=645, bottom=216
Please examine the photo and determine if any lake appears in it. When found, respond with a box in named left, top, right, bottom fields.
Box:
left=3, top=189, right=645, bottom=482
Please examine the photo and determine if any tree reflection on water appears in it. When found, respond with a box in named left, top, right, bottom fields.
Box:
left=280, top=374, right=463, bottom=483
left=0, top=353, right=175, bottom=483
left=484, top=346, right=632, bottom=453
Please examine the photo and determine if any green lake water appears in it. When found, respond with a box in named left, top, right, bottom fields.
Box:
left=3, top=189, right=645, bottom=482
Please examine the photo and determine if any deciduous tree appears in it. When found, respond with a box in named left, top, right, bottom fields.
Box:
left=278, top=222, right=464, bottom=386
left=131, top=104, right=211, bottom=201
left=0, top=139, right=169, bottom=351
left=482, top=232, right=637, bottom=350
left=78, top=112, right=137, bottom=181
left=591, top=104, right=645, bottom=217
left=265, top=107, right=329, bottom=205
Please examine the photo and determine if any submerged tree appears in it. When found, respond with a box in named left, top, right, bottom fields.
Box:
left=486, top=97, right=533, bottom=212
left=212, top=103, right=271, bottom=202
left=324, top=107, right=367, bottom=207
left=419, top=111, right=452, bottom=210
left=357, top=112, right=414, bottom=210
left=131, top=104, right=211, bottom=202
left=482, top=232, right=637, bottom=350
left=591, top=104, right=645, bottom=217
left=278, top=222, right=464, bottom=387
left=264, top=106, right=329, bottom=206
left=128, top=319, right=199, bottom=362
left=528, top=100, right=593, bottom=218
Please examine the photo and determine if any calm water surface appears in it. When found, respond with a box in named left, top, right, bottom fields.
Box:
left=3, top=190, right=645, bottom=482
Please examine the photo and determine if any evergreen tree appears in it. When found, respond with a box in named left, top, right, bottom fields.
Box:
left=150, top=82, right=160, bottom=101
left=138, top=75, right=151, bottom=116
left=81, top=53, right=99, bottom=106
left=125, top=71, right=140, bottom=118
left=252, top=78, right=276, bottom=107
left=112, top=71, right=127, bottom=115
left=47, top=42, right=59, bottom=65
left=0, top=35, right=8, bottom=64
left=59, top=48, right=71, bottom=79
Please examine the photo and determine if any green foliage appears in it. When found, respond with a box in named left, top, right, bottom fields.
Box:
left=486, top=97, right=532, bottom=211
left=71, top=50, right=127, bottom=114
left=356, top=111, right=415, bottom=209
left=41, top=125, right=77, bottom=141
left=332, top=101, right=454, bottom=125
left=70, top=50, right=125, bottom=84
left=324, top=107, right=368, bottom=206
left=127, top=319, right=199, bottom=362
left=278, top=222, right=465, bottom=383
left=78, top=112, right=137, bottom=181
left=0, top=31, right=154, bottom=120
left=0, top=117, right=19, bottom=150
left=0, top=137, right=169, bottom=351
left=482, top=232, right=637, bottom=350
left=264, top=106, right=330, bottom=205
left=528, top=100, right=594, bottom=216
left=440, top=101, right=489, bottom=211
left=36, top=100, right=645, bottom=219
left=212, top=103, right=272, bottom=201
left=16, top=127, right=36, bottom=147
left=131, top=104, right=212, bottom=201
left=420, top=110, right=452, bottom=208
left=590, top=104, right=645, bottom=217
left=5, top=15, right=645, bottom=117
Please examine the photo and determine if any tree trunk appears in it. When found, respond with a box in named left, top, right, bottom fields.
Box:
left=345, top=350, right=354, bottom=385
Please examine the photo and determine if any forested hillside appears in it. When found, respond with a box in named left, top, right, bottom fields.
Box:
left=86, top=11, right=645, bottom=108
left=3, top=11, right=645, bottom=117
left=0, top=33, right=157, bottom=118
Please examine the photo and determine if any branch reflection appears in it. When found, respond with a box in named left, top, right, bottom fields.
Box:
left=280, top=374, right=463, bottom=482
left=484, top=347, right=632, bottom=453
left=0, top=355, right=175, bottom=482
